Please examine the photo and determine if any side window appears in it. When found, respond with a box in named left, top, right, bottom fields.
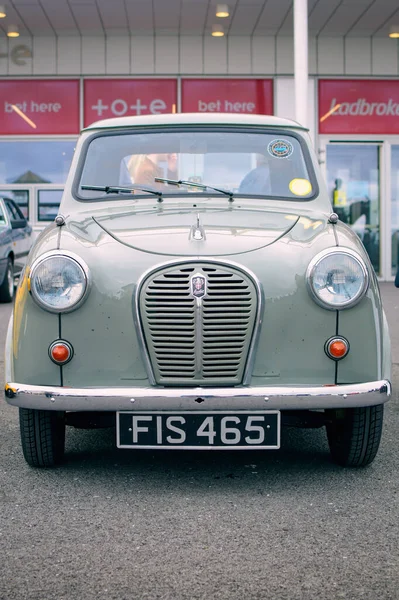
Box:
left=0, top=141, right=75, bottom=184
left=38, top=189, right=63, bottom=222
left=9, top=200, right=24, bottom=219
left=8, top=190, right=29, bottom=219
left=0, top=190, right=29, bottom=218
left=4, top=200, right=17, bottom=220
left=0, top=204, right=6, bottom=226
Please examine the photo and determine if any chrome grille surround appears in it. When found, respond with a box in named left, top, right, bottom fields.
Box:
left=137, top=260, right=261, bottom=386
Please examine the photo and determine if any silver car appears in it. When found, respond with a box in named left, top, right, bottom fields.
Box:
left=0, top=197, right=32, bottom=303
left=4, top=113, right=392, bottom=469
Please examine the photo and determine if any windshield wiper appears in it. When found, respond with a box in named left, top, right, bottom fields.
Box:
left=81, top=184, right=163, bottom=202
left=155, top=178, right=234, bottom=202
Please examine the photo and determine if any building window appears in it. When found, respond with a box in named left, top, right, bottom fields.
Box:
left=38, top=189, right=63, bottom=221
left=0, top=141, right=75, bottom=184
left=0, top=189, right=29, bottom=218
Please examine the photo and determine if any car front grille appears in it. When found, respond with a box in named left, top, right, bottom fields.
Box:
left=138, top=262, right=258, bottom=386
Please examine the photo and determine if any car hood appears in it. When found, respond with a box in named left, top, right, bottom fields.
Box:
left=91, top=205, right=313, bottom=256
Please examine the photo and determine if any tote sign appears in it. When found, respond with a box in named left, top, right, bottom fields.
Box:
left=84, top=79, right=177, bottom=127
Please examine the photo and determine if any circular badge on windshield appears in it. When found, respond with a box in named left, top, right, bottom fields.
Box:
left=268, top=139, right=293, bottom=159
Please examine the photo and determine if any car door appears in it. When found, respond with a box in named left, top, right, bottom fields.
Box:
left=3, top=198, right=31, bottom=276
left=0, top=200, right=13, bottom=279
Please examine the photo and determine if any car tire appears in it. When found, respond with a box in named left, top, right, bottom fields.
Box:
left=326, top=404, right=384, bottom=468
left=19, top=408, right=66, bottom=468
left=0, top=258, right=14, bottom=303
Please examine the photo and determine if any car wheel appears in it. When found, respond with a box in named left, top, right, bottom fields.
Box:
left=19, top=408, right=66, bottom=468
left=0, top=258, right=14, bottom=303
left=326, top=404, right=384, bottom=468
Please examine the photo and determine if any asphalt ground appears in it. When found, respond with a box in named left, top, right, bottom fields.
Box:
left=0, top=283, right=398, bottom=600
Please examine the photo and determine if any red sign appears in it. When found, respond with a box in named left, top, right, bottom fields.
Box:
left=84, top=79, right=177, bottom=127
left=0, top=79, right=80, bottom=135
left=182, top=79, right=273, bottom=114
left=319, top=79, right=399, bottom=134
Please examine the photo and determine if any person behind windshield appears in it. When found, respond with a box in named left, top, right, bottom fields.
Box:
left=128, top=153, right=178, bottom=189
left=238, top=154, right=271, bottom=195
left=133, top=154, right=166, bottom=188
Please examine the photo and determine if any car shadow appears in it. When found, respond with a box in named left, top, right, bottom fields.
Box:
left=62, top=424, right=347, bottom=481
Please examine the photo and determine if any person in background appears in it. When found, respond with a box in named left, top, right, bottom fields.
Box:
left=332, top=177, right=348, bottom=224
left=238, top=154, right=271, bottom=195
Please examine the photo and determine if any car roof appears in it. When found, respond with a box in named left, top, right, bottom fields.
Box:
left=83, top=113, right=309, bottom=132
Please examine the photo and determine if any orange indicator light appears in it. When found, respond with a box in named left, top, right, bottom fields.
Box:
left=325, top=337, right=349, bottom=361
left=49, top=341, right=73, bottom=365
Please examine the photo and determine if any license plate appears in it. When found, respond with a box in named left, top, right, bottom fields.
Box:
left=116, top=411, right=280, bottom=449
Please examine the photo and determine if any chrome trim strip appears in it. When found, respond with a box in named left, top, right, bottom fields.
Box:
left=132, top=257, right=264, bottom=386
left=15, top=250, right=30, bottom=259
left=4, top=380, right=391, bottom=412
left=132, top=281, right=156, bottom=386
left=243, top=276, right=264, bottom=385
left=194, top=297, right=203, bottom=379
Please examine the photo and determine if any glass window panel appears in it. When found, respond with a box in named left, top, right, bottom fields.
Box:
left=79, top=130, right=315, bottom=201
left=38, top=189, right=63, bottom=222
left=391, top=146, right=399, bottom=276
left=0, top=189, right=29, bottom=218
left=9, top=201, right=24, bottom=220
left=0, top=141, right=75, bottom=184
left=326, top=144, right=380, bottom=274
left=0, top=203, right=6, bottom=227
left=4, top=200, right=17, bottom=220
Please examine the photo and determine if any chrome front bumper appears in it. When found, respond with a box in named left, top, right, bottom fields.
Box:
left=4, top=380, right=391, bottom=412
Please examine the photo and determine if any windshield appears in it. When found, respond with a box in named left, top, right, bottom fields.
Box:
left=77, top=129, right=316, bottom=201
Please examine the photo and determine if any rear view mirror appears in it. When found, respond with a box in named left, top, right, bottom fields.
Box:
left=11, top=218, right=27, bottom=229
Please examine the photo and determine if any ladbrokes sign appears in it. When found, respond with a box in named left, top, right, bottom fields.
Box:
left=319, top=79, right=399, bottom=134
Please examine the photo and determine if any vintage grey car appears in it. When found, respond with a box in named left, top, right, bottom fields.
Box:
left=0, top=197, right=32, bottom=303
left=4, top=114, right=391, bottom=468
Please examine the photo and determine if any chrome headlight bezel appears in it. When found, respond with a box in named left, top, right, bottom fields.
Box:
left=306, top=248, right=369, bottom=310
left=29, top=250, right=91, bottom=314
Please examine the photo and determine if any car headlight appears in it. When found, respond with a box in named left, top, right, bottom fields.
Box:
left=306, top=248, right=369, bottom=310
left=29, top=251, right=90, bottom=313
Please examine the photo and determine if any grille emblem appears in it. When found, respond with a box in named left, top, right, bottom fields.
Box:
left=191, top=274, right=206, bottom=299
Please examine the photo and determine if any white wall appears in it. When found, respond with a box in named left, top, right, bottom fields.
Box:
left=275, top=77, right=316, bottom=144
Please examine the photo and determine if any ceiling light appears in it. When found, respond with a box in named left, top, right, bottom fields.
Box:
left=7, top=24, right=20, bottom=38
left=0, top=5, right=6, bottom=19
left=216, top=3, right=229, bottom=18
left=212, top=24, right=224, bottom=37
left=389, top=25, right=399, bottom=38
